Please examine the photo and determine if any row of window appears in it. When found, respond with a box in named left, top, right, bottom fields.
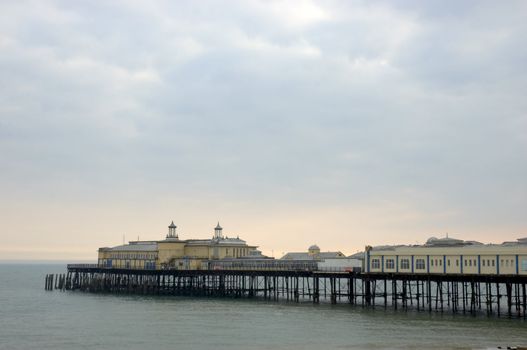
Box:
left=109, top=253, right=157, bottom=260
left=213, top=261, right=317, bottom=269
left=226, top=247, right=250, bottom=258
left=109, top=248, right=250, bottom=260
left=499, top=259, right=515, bottom=267
left=371, top=257, right=527, bottom=271
left=372, top=258, right=427, bottom=270
left=101, top=259, right=156, bottom=269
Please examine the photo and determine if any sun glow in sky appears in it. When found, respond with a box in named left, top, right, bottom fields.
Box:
left=1, top=0, right=526, bottom=260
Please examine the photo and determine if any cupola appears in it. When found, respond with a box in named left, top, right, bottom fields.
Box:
left=214, top=222, right=223, bottom=239
left=167, top=221, right=178, bottom=239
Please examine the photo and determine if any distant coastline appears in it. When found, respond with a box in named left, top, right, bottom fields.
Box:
left=0, top=259, right=96, bottom=265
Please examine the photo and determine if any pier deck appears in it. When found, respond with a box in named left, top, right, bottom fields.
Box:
left=45, top=265, right=527, bottom=318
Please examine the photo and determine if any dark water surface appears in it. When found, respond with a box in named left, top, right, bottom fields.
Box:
left=0, top=264, right=525, bottom=349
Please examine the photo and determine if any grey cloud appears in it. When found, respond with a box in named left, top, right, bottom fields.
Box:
left=0, top=0, right=526, bottom=234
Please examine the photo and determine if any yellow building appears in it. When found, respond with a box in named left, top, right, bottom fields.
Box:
left=365, top=236, right=527, bottom=276
left=98, top=221, right=258, bottom=270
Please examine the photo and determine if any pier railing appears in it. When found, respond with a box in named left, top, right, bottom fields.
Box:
left=66, top=263, right=361, bottom=273
left=67, top=264, right=99, bottom=269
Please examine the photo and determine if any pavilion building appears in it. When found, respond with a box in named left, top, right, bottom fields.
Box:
left=98, top=221, right=258, bottom=270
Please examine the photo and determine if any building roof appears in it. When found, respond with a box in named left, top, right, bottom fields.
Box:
left=308, top=244, right=320, bottom=251
left=280, top=252, right=312, bottom=260
left=369, top=236, right=527, bottom=255
left=168, top=221, right=177, bottom=228
left=499, top=237, right=527, bottom=246
left=280, top=251, right=345, bottom=260
left=107, top=242, right=158, bottom=252
left=218, top=237, right=246, bottom=245
left=348, top=251, right=365, bottom=259
left=184, top=237, right=251, bottom=246
left=215, top=222, right=222, bottom=230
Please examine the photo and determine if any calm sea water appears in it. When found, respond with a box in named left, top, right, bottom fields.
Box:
left=0, top=264, right=525, bottom=350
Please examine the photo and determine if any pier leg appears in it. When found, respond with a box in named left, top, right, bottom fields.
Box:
left=392, top=279, right=397, bottom=310
left=313, top=277, right=320, bottom=304
left=522, top=283, right=527, bottom=318
left=427, top=279, right=432, bottom=312
left=496, top=282, right=501, bottom=317
left=365, top=279, right=371, bottom=306
left=330, top=278, right=337, bottom=304
left=506, top=283, right=512, bottom=317
left=383, top=279, right=387, bottom=307
left=440, top=281, right=444, bottom=312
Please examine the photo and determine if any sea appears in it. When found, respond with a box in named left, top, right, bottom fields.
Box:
left=0, top=263, right=525, bottom=350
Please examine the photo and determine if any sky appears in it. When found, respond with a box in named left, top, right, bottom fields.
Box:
left=1, top=0, right=526, bottom=260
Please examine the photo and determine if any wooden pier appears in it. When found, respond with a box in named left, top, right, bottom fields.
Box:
left=46, top=265, right=527, bottom=318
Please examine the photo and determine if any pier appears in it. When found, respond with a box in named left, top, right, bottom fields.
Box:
left=45, top=265, right=527, bottom=319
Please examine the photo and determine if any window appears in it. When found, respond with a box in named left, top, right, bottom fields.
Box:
left=447, top=259, right=451, bottom=266
left=401, top=258, right=410, bottom=269
left=483, top=260, right=486, bottom=267
left=371, top=259, right=380, bottom=269
left=506, top=260, right=509, bottom=267
left=492, top=260, right=495, bottom=267
left=386, top=259, right=395, bottom=269
left=469, top=260, right=472, bottom=267
left=431, top=259, right=434, bottom=266
left=522, top=260, right=527, bottom=271
left=439, top=259, right=442, bottom=266
left=416, top=258, right=425, bottom=270
left=464, top=260, right=467, bottom=266
left=456, top=259, right=459, bottom=267
left=474, top=259, right=477, bottom=266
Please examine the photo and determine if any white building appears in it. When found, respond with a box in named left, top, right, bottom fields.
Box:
left=281, top=245, right=361, bottom=272
left=364, top=236, right=527, bottom=275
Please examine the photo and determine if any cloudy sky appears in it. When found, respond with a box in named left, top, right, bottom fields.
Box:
left=1, top=0, right=526, bottom=260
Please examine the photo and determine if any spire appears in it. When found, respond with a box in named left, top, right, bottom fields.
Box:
left=215, top=222, right=222, bottom=230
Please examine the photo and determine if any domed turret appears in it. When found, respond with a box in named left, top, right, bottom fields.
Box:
left=426, top=237, right=438, bottom=245
left=308, top=244, right=320, bottom=256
